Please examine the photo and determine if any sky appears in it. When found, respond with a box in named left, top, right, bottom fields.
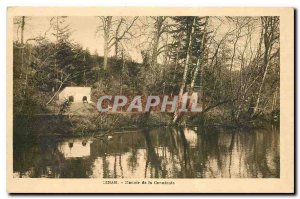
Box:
left=13, top=16, right=144, bottom=62
left=13, top=16, right=261, bottom=66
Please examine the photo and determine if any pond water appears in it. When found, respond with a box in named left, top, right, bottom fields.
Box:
left=13, top=126, right=279, bottom=178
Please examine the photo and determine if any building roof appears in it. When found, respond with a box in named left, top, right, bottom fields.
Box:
left=62, top=86, right=92, bottom=89
left=60, top=86, right=91, bottom=92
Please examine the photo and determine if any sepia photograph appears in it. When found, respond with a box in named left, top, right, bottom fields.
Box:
left=6, top=7, right=294, bottom=193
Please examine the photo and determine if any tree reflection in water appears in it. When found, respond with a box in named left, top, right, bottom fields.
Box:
left=13, top=125, right=279, bottom=178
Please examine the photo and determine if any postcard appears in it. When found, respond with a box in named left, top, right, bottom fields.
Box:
left=7, top=7, right=294, bottom=193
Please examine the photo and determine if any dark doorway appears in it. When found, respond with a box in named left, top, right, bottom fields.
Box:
left=69, top=96, right=74, bottom=102
left=82, top=96, right=88, bottom=103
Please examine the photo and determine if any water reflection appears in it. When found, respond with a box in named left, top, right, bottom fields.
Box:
left=13, top=126, right=280, bottom=178
left=58, top=139, right=92, bottom=159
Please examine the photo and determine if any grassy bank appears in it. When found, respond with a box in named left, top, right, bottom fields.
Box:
left=14, top=109, right=278, bottom=138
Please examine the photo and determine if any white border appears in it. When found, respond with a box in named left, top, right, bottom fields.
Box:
left=1, top=0, right=299, bottom=198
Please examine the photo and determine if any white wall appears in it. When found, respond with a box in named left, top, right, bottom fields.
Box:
left=59, top=87, right=91, bottom=102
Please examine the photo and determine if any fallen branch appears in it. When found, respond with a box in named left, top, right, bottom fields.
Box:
left=46, top=74, right=70, bottom=105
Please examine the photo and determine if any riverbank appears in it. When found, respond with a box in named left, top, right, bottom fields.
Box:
left=13, top=110, right=278, bottom=138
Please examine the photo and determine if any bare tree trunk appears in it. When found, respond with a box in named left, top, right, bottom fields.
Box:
left=151, top=18, right=160, bottom=68
left=229, top=29, right=241, bottom=93
left=173, top=17, right=196, bottom=123
left=55, top=17, right=59, bottom=90
left=190, top=58, right=200, bottom=89
left=179, top=18, right=196, bottom=97
left=120, top=49, right=125, bottom=95
left=103, top=16, right=112, bottom=70
left=103, top=38, right=109, bottom=70
left=20, top=16, right=26, bottom=95
left=253, top=61, right=269, bottom=115
left=171, top=33, right=182, bottom=96
left=190, top=17, right=208, bottom=90
left=253, top=17, right=279, bottom=116
left=24, top=45, right=31, bottom=91
left=46, top=74, right=70, bottom=105
left=98, top=16, right=137, bottom=70
left=115, top=40, right=119, bottom=58
left=20, top=16, right=25, bottom=45
left=151, top=17, right=166, bottom=76
left=271, top=86, right=278, bottom=111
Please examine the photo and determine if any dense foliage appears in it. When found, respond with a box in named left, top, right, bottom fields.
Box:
left=13, top=16, right=280, bottom=125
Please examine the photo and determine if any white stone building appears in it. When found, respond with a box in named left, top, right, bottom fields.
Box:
left=58, top=86, right=92, bottom=103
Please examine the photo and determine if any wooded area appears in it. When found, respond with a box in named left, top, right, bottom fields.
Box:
left=13, top=16, right=280, bottom=127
